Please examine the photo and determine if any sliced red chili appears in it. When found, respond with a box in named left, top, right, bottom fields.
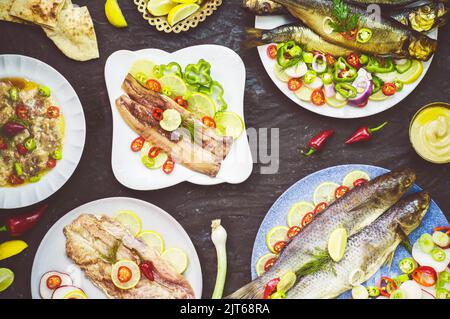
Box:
left=139, top=261, right=155, bottom=281
left=0, top=137, right=7, bottom=150
left=130, top=136, right=145, bottom=152
left=148, top=146, right=160, bottom=158
left=340, top=28, right=358, bottom=41
left=354, top=99, right=368, bottom=108
left=311, top=89, right=325, bottom=106
left=325, top=53, right=336, bottom=65
left=287, top=226, right=301, bottom=239
left=266, top=44, right=278, bottom=59
left=273, top=241, right=287, bottom=253
left=335, top=185, right=350, bottom=199
left=288, top=78, right=302, bottom=91
left=382, top=83, right=397, bottom=96
left=16, top=143, right=27, bottom=155
left=46, top=106, right=60, bottom=119
left=264, top=257, right=277, bottom=272
left=8, top=174, right=24, bottom=185
left=377, top=276, right=397, bottom=297
left=16, top=104, right=29, bottom=120
left=117, top=266, right=132, bottom=283
left=46, top=157, right=57, bottom=169
left=314, top=202, right=327, bottom=215
left=163, top=158, right=175, bottom=174
left=145, top=79, right=161, bottom=92
left=353, top=178, right=367, bottom=187
left=174, top=96, right=188, bottom=108
left=263, top=278, right=280, bottom=299
left=301, top=212, right=314, bottom=227
left=346, top=53, right=361, bottom=69
left=434, top=226, right=450, bottom=235
left=46, top=275, right=62, bottom=290
left=412, top=266, right=437, bottom=287
left=202, top=116, right=216, bottom=128
left=152, top=108, right=164, bottom=121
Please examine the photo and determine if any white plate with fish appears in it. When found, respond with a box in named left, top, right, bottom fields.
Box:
left=105, top=46, right=253, bottom=190
left=0, top=55, right=85, bottom=209
left=254, top=13, right=437, bottom=119
left=31, top=197, right=203, bottom=299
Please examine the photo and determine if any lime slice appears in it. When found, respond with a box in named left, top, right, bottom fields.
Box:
left=113, top=210, right=142, bottom=236
left=277, top=271, right=297, bottom=293
left=187, top=92, right=216, bottom=118
left=162, top=247, right=189, bottom=274
left=287, top=201, right=315, bottom=227
left=167, top=3, right=200, bottom=26
left=294, top=85, right=313, bottom=102
left=129, top=60, right=156, bottom=83
left=369, top=90, right=389, bottom=101
left=255, top=253, right=277, bottom=276
left=273, top=64, right=290, bottom=83
left=266, top=226, right=289, bottom=253
left=313, top=182, right=340, bottom=205
left=147, top=0, right=177, bottom=16
left=328, top=227, right=347, bottom=262
left=105, top=0, right=128, bottom=28
left=137, top=230, right=165, bottom=254
left=325, top=95, right=347, bottom=108
left=160, top=109, right=182, bottom=132
left=214, top=111, right=244, bottom=140
left=140, top=142, right=169, bottom=169
left=0, top=268, right=14, bottom=292
left=342, top=170, right=370, bottom=189
left=395, top=60, right=423, bottom=84
left=159, top=74, right=187, bottom=98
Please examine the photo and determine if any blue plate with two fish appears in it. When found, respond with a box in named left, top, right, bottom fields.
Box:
left=251, top=164, right=449, bottom=298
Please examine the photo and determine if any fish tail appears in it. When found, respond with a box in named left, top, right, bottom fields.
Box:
left=243, top=27, right=265, bottom=50
left=226, top=277, right=265, bottom=299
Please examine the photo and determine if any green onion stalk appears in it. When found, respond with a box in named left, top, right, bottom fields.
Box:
left=211, top=219, right=227, bottom=299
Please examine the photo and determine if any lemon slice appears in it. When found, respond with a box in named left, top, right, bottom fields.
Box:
left=105, top=0, right=128, bottom=28
left=328, top=227, right=348, bottom=262
left=342, top=170, right=370, bottom=189
left=273, top=64, right=290, bottom=83
left=277, top=271, right=297, bottom=293
left=255, top=253, right=277, bottom=276
left=160, top=109, right=182, bottom=132
left=162, top=247, right=189, bottom=274
left=172, top=0, right=198, bottom=3
left=0, top=268, right=14, bottom=292
left=167, top=3, right=200, bottom=26
left=325, top=95, right=347, bottom=108
left=287, top=201, right=315, bottom=227
left=113, top=210, right=142, bottom=236
left=140, top=142, right=168, bottom=169
left=147, top=0, right=177, bottom=16
left=395, top=60, right=423, bottom=84
left=159, top=74, right=187, bottom=98
left=137, top=230, right=165, bottom=254
left=214, top=111, right=244, bottom=139
left=129, top=60, right=156, bottom=83
left=266, top=226, right=289, bottom=253
left=369, top=90, right=389, bottom=101
left=313, top=182, right=340, bottom=205
left=187, top=92, right=216, bottom=118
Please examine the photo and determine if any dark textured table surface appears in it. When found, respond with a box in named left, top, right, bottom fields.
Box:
left=0, top=0, right=449, bottom=299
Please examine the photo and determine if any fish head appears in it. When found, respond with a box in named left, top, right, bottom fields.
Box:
left=377, top=168, right=416, bottom=199
left=396, top=192, right=430, bottom=234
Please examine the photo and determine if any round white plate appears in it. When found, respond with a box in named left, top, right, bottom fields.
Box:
left=30, top=197, right=203, bottom=299
left=255, top=15, right=437, bottom=119
left=104, top=45, right=253, bottom=190
left=0, top=55, right=86, bottom=209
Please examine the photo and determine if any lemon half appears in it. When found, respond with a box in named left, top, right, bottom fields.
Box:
left=167, top=3, right=200, bottom=26
left=105, top=0, right=128, bottom=28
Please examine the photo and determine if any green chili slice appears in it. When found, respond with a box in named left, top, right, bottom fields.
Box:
left=356, top=28, right=373, bottom=43
left=335, top=83, right=357, bottom=98
left=398, top=257, right=417, bottom=274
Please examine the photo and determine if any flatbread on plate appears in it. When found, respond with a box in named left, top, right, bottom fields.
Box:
left=0, top=0, right=27, bottom=23
left=9, top=0, right=65, bottom=28
left=43, top=5, right=99, bottom=61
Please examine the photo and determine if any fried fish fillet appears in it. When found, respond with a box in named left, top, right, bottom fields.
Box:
left=64, top=214, right=195, bottom=299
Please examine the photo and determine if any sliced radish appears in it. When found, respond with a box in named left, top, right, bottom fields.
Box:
left=400, top=280, right=422, bottom=299
left=285, top=62, right=308, bottom=78
left=412, top=241, right=450, bottom=272
left=52, top=285, right=88, bottom=299
left=39, top=271, right=72, bottom=299
left=304, top=76, right=323, bottom=90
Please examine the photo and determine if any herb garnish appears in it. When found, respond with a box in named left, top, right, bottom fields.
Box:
left=329, top=0, right=360, bottom=33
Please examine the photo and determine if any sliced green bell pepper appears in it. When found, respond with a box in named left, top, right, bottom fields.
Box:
left=366, top=57, right=395, bottom=74
left=333, top=57, right=357, bottom=83
left=183, top=59, right=212, bottom=86
left=153, top=62, right=183, bottom=78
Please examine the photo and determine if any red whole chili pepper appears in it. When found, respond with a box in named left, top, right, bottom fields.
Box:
left=139, top=261, right=155, bottom=281
left=345, top=122, right=388, bottom=144
left=152, top=108, right=164, bottom=121
left=263, top=278, right=280, bottom=299
left=303, top=129, right=334, bottom=156
left=0, top=204, right=48, bottom=237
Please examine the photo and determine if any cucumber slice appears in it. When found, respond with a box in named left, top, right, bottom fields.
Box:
left=274, top=64, right=290, bottom=83
left=395, top=59, right=412, bottom=74
left=419, top=233, right=435, bottom=253
left=294, top=85, right=314, bottom=102
left=214, top=111, right=244, bottom=139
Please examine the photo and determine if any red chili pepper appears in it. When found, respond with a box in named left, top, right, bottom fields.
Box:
left=152, top=108, right=164, bottom=121
left=163, top=158, right=175, bottom=174
left=287, top=226, right=301, bottom=239
left=46, top=157, right=57, bottom=169
left=264, top=257, right=277, bottom=272
left=266, top=44, right=278, bottom=59
left=16, top=104, right=29, bottom=120
left=412, top=266, right=437, bottom=287
left=273, top=241, right=287, bottom=253
left=0, top=204, right=48, bottom=237
left=346, top=53, right=361, bottom=69
left=325, top=53, right=336, bottom=65
left=353, top=178, right=367, bottom=188
left=139, top=261, right=155, bottom=281
left=148, top=146, right=160, bottom=158
left=0, top=137, right=7, bottom=150
left=7, top=174, right=24, bottom=186
left=16, top=143, right=27, bottom=155
left=335, top=185, right=350, bottom=199
left=146, top=79, right=161, bottom=92
left=301, top=212, right=314, bottom=227
left=263, top=278, right=280, bottom=299
left=46, top=106, right=60, bottom=119
left=377, top=276, right=397, bottom=297
left=345, top=122, right=388, bottom=144
left=174, top=96, right=188, bottom=108
left=303, top=129, right=334, bottom=156
left=313, top=202, right=327, bottom=215
left=340, top=28, right=358, bottom=41
left=131, top=136, right=145, bottom=152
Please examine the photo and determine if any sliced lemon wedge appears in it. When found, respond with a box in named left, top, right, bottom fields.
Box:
left=328, top=227, right=348, bottom=262
left=167, top=3, right=200, bottom=26
left=147, top=0, right=177, bottom=16
left=105, top=0, right=128, bottom=28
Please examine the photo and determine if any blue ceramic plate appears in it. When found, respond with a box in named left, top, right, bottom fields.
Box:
left=251, top=164, right=449, bottom=298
